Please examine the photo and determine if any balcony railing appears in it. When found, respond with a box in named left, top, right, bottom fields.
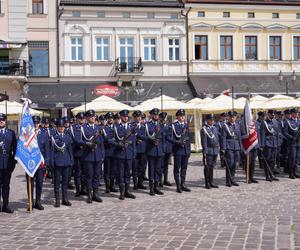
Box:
left=115, top=57, right=143, bottom=74
left=0, top=59, right=27, bottom=76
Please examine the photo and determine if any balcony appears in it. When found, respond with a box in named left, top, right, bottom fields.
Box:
left=0, top=59, right=27, bottom=78
left=115, top=57, right=144, bottom=80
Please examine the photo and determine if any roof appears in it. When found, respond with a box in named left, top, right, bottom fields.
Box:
left=186, top=0, right=300, bottom=5
left=60, top=0, right=183, bottom=8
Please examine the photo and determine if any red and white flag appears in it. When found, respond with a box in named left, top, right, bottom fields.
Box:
left=241, top=100, right=258, bottom=154
left=221, top=89, right=230, bottom=96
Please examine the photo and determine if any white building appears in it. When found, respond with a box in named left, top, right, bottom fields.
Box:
left=26, top=0, right=193, bottom=110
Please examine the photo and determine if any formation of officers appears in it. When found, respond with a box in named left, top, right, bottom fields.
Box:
left=0, top=108, right=191, bottom=213
left=0, top=106, right=299, bottom=213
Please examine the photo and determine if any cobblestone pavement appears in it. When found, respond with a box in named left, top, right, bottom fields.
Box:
left=0, top=154, right=300, bottom=250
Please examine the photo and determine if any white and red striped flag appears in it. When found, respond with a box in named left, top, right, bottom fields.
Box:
left=241, top=100, right=258, bottom=154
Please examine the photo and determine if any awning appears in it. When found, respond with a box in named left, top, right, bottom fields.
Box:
left=0, top=40, right=26, bottom=49
left=26, top=81, right=193, bottom=109
left=189, top=75, right=300, bottom=97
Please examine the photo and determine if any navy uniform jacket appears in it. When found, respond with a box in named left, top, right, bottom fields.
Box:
left=70, top=123, right=84, bottom=158
left=133, top=122, right=146, bottom=154
left=201, top=124, right=219, bottom=155
left=80, top=123, right=105, bottom=162
left=275, top=119, right=284, bottom=147
left=283, top=118, right=300, bottom=147
left=161, top=123, right=173, bottom=154
left=51, top=131, right=73, bottom=167
left=36, top=129, right=50, bottom=167
left=260, top=118, right=278, bottom=148
left=214, top=120, right=225, bottom=142
left=113, top=122, right=135, bottom=160
left=103, top=123, right=115, bottom=158
left=145, top=120, right=165, bottom=157
left=221, top=122, right=242, bottom=151
left=167, top=121, right=191, bottom=156
left=0, top=128, right=17, bottom=171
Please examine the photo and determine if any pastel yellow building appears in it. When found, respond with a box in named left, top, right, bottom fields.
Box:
left=185, top=0, right=300, bottom=97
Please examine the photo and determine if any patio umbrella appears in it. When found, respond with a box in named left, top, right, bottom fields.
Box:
left=261, top=94, right=300, bottom=110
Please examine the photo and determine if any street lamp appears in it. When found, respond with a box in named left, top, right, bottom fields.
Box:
left=117, top=78, right=138, bottom=105
left=278, top=70, right=297, bottom=95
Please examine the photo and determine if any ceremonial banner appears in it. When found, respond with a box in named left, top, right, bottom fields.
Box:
left=15, top=99, right=44, bottom=177
left=241, top=100, right=258, bottom=154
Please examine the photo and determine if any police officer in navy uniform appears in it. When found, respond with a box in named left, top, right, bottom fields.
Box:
left=113, top=109, right=136, bottom=200
left=215, top=112, right=227, bottom=168
left=145, top=108, right=165, bottom=196
left=131, top=110, right=147, bottom=190
left=283, top=108, right=300, bottom=179
left=274, top=111, right=284, bottom=174
left=141, top=113, right=149, bottom=182
left=70, top=112, right=86, bottom=197
left=0, top=113, right=17, bottom=213
left=201, top=114, right=219, bottom=189
left=220, top=111, right=241, bottom=187
left=281, top=109, right=291, bottom=173
left=42, top=117, right=54, bottom=179
left=51, top=118, right=73, bottom=207
left=26, top=116, right=50, bottom=211
left=103, top=111, right=117, bottom=193
left=256, top=111, right=266, bottom=170
left=80, top=109, right=104, bottom=203
left=167, top=109, right=191, bottom=193
left=260, top=110, right=279, bottom=181
left=159, top=112, right=172, bottom=187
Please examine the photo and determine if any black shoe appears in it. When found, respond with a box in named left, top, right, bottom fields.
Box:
left=149, top=181, right=155, bottom=196
left=54, top=198, right=60, bottom=208
left=163, top=180, right=172, bottom=186
left=125, top=185, right=136, bottom=199
left=62, top=199, right=72, bottom=206
left=86, top=191, right=93, bottom=203
left=231, top=182, right=239, bottom=186
left=137, top=178, right=147, bottom=190
left=34, top=198, right=44, bottom=210
left=210, top=183, right=219, bottom=188
left=226, top=182, right=232, bottom=187
left=68, top=183, right=74, bottom=190
left=272, top=177, right=279, bottom=181
left=266, top=177, right=272, bottom=182
left=119, top=186, right=125, bottom=200
left=205, top=183, right=211, bottom=189
left=176, top=182, right=182, bottom=193
left=2, top=206, right=14, bottom=214
left=154, top=182, right=164, bottom=195
left=181, top=183, right=191, bottom=192
left=133, top=177, right=138, bottom=190
left=289, top=174, right=295, bottom=179
left=250, top=179, right=258, bottom=183
left=92, top=190, right=103, bottom=202
left=75, top=185, right=81, bottom=197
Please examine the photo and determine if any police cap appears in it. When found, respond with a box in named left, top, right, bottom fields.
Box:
left=149, top=108, right=159, bottom=115
left=176, top=109, right=185, bottom=116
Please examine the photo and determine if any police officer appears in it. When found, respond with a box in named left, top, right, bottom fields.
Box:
left=131, top=110, right=147, bottom=190
left=274, top=111, right=284, bottom=174
left=103, top=112, right=117, bottom=193
left=260, top=110, right=279, bottom=182
left=43, top=117, right=55, bottom=179
left=215, top=112, right=227, bottom=168
left=283, top=108, right=299, bottom=179
left=80, top=109, right=104, bottom=203
left=220, top=111, right=241, bottom=187
left=145, top=108, right=165, bottom=195
left=0, top=113, right=17, bottom=213
left=256, top=111, right=266, bottom=170
left=141, top=113, right=149, bottom=182
left=167, top=109, right=191, bottom=193
left=159, top=112, right=172, bottom=187
left=114, top=110, right=136, bottom=200
left=70, top=112, right=86, bottom=197
left=26, top=116, right=50, bottom=210
left=51, top=118, right=73, bottom=207
left=201, top=114, right=219, bottom=189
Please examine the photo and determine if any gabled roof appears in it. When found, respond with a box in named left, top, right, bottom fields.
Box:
left=60, top=0, right=183, bottom=8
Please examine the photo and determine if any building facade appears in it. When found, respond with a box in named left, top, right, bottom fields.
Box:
left=186, top=0, right=300, bottom=97
left=0, top=0, right=57, bottom=103
left=25, top=0, right=193, bottom=111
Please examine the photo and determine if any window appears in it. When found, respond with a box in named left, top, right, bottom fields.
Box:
left=293, top=36, right=300, bottom=60
left=297, top=13, right=300, bottom=19
left=97, top=11, right=105, bottom=18
left=72, top=11, right=80, bottom=17
left=143, top=38, right=156, bottom=61
left=220, top=36, right=233, bottom=60
left=197, top=11, right=205, bottom=17
left=32, top=0, right=43, bottom=15
left=223, top=12, right=230, bottom=18
left=120, top=38, right=134, bottom=72
left=248, top=12, right=255, bottom=18
left=269, top=36, right=281, bottom=60
left=194, top=35, right=208, bottom=60
left=168, top=38, right=180, bottom=61
left=122, top=12, right=130, bottom=18
left=171, top=13, right=178, bottom=19
left=245, top=36, right=257, bottom=60
left=96, top=38, right=109, bottom=61
left=272, top=13, right=279, bottom=19
left=71, top=38, right=83, bottom=61
left=28, top=41, right=49, bottom=77
left=147, top=12, right=155, bottom=19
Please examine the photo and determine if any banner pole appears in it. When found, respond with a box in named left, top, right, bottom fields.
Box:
left=28, top=176, right=33, bottom=213
left=246, top=153, right=250, bottom=184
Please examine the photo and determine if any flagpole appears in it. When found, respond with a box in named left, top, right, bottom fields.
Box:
left=28, top=177, right=33, bottom=213
left=246, top=153, right=250, bottom=184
